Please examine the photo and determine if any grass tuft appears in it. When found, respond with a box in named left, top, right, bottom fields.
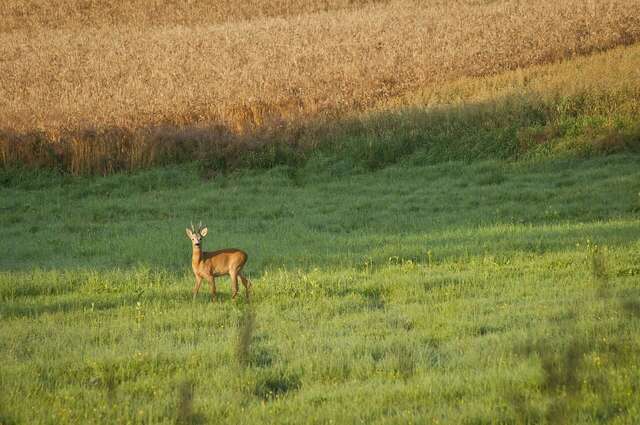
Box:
left=235, top=307, right=257, bottom=369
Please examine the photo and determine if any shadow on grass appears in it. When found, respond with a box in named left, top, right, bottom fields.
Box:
left=2, top=83, right=639, bottom=176
left=1, top=283, right=79, bottom=299
left=176, top=380, right=207, bottom=425
left=503, top=244, right=640, bottom=424
left=0, top=298, right=123, bottom=319
left=253, top=370, right=302, bottom=402
left=357, top=218, right=640, bottom=271
left=0, top=414, right=18, bottom=425
left=2, top=212, right=638, bottom=321
left=326, top=285, right=387, bottom=310
left=0, top=288, right=222, bottom=319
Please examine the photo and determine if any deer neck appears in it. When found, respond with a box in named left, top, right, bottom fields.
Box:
left=191, top=245, right=203, bottom=265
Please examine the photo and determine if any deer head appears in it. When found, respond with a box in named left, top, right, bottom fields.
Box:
left=186, top=221, right=208, bottom=248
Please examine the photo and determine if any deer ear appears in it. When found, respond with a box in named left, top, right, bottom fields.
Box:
left=200, top=227, right=208, bottom=237
left=186, top=228, right=193, bottom=238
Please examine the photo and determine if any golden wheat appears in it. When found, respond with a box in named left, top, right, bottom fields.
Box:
left=1, top=0, right=639, bottom=173
left=1, top=0, right=386, bottom=32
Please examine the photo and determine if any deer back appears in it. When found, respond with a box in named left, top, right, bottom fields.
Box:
left=200, top=248, right=248, bottom=276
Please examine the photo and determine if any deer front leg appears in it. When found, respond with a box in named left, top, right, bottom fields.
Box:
left=192, top=275, right=202, bottom=301
left=230, top=271, right=239, bottom=300
left=206, top=276, right=217, bottom=303
left=239, top=273, right=251, bottom=300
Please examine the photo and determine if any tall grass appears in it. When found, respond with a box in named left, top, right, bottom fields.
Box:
left=1, top=0, right=639, bottom=174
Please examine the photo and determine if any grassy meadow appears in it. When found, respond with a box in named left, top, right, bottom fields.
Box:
left=1, top=154, right=640, bottom=424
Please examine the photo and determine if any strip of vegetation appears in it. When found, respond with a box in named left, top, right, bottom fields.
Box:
left=3, top=49, right=640, bottom=176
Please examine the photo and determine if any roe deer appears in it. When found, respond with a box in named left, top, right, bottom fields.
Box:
left=186, top=222, right=251, bottom=302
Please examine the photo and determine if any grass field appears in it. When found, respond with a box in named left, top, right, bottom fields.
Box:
left=1, top=154, right=640, bottom=424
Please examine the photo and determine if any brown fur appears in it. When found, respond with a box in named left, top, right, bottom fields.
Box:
left=187, top=226, right=251, bottom=302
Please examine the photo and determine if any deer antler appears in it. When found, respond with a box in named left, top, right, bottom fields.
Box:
left=190, top=220, right=206, bottom=234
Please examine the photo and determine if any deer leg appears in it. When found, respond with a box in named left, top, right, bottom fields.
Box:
left=192, top=275, right=202, bottom=301
left=230, top=270, right=239, bottom=300
left=239, top=273, right=251, bottom=300
left=206, top=276, right=216, bottom=303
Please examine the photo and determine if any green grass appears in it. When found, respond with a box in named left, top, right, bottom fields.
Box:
left=1, top=154, right=640, bottom=424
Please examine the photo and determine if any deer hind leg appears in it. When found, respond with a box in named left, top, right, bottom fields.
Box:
left=239, top=273, right=251, bottom=299
left=205, top=275, right=217, bottom=303
left=230, top=270, right=239, bottom=300
left=192, top=275, right=203, bottom=301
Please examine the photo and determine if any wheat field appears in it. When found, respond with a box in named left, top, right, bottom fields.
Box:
left=1, top=0, right=385, bottom=32
left=1, top=0, right=640, bottom=173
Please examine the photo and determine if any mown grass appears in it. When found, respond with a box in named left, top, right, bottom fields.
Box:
left=1, top=154, right=639, bottom=423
